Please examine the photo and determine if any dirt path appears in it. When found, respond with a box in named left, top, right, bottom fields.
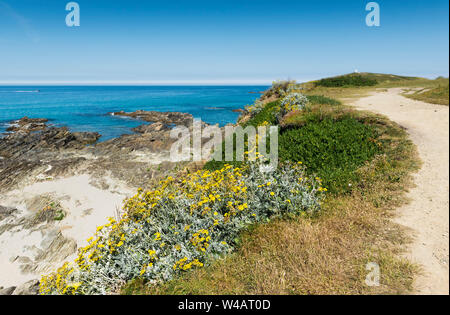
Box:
left=350, top=88, right=449, bottom=295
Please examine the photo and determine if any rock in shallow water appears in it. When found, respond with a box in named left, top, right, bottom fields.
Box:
left=5, top=116, right=49, bottom=133
left=111, top=110, right=193, bottom=126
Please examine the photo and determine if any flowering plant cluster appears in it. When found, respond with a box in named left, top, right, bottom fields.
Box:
left=279, top=92, right=309, bottom=117
left=39, top=160, right=325, bottom=295
left=245, top=99, right=266, bottom=115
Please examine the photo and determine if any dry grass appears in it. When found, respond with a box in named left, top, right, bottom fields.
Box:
left=301, top=74, right=449, bottom=104
left=122, top=104, right=421, bottom=295
left=403, top=84, right=449, bottom=105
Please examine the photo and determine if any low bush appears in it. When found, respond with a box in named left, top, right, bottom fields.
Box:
left=316, top=75, right=378, bottom=87
left=39, top=160, right=325, bottom=295
left=279, top=93, right=309, bottom=119
left=261, top=80, right=297, bottom=100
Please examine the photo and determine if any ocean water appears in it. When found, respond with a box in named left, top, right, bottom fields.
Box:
left=0, top=86, right=267, bottom=141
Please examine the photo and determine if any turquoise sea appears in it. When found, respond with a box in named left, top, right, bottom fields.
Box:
left=0, top=86, right=267, bottom=141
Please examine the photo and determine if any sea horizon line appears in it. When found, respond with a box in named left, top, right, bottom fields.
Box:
left=0, top=80, right=280, bottom=87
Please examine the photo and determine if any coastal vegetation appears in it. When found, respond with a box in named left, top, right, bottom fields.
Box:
left=39, top=159, right=325, bottom=295
left=39, top=74, right=423, bottom=295
left=123, top=77, right=421, bottom=295
left=404, top=83, right=449, bottom=105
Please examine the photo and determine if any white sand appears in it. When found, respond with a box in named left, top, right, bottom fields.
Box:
left=351, top=88, right=449, bottom=295
left=0, top=174, right=134, bottom=288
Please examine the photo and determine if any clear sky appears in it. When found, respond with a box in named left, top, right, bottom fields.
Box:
left=0, top=0, right=448, bottom=84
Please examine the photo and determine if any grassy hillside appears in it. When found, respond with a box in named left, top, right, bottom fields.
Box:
left=300, top=73, right=449, bottom=103
left=123, top=80, right=421, bottom=295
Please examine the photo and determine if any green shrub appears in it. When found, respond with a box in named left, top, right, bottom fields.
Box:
left=244, top=100, right=280, bottom=127
left=261, top=80, right=297, bottom=99
left=204, top=100, right=280, bottom=171
left=315, top=75, right=377, bottom=87
left=279, top=117, right=381, bottom=194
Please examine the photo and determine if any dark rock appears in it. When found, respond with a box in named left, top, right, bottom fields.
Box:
left=0, top=205, right=17, bottom=221
left=72, top=132, right=102, bottom=145
left=5, top=116, right=49, bottom=133
left=12, top=279, right=40, bottom=295
left=0, top=126, right=100, bottom=157
left=0, top=286, right=16, bottom=295
left=132, top=122, right=169, bottom=134
left=0, top=118, right=98, bottom=190
left=111, top=110, right=193, bottom=126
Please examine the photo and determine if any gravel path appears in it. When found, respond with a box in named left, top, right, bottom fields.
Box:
left=351, top=88, right=449, bottom=295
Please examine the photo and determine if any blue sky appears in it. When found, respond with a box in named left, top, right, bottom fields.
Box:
left=0, top=0, right=448, bottom=84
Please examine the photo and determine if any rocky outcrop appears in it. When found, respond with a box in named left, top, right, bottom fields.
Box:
left=132, top=121, right=169, bottom=134
left=111, top=110, right=193, bottom=126
left=0, top=286, right=17, bottom=295
left=0, top=280, right=40, bottom=295
left=0, top=205, right=17, bottom=221
left=0, top=126, right=100, bottom=158
left=0, top=118, right=100, bottom=191
left=11, top=279, right=40, bottom=295
left=6, top=117, right=48, bottom=133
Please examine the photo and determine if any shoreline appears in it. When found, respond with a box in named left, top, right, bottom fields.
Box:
left=0, top=110, right=223, bottom=292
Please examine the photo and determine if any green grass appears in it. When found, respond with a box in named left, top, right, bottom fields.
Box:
left=306, top=95, right=342, bottom=106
